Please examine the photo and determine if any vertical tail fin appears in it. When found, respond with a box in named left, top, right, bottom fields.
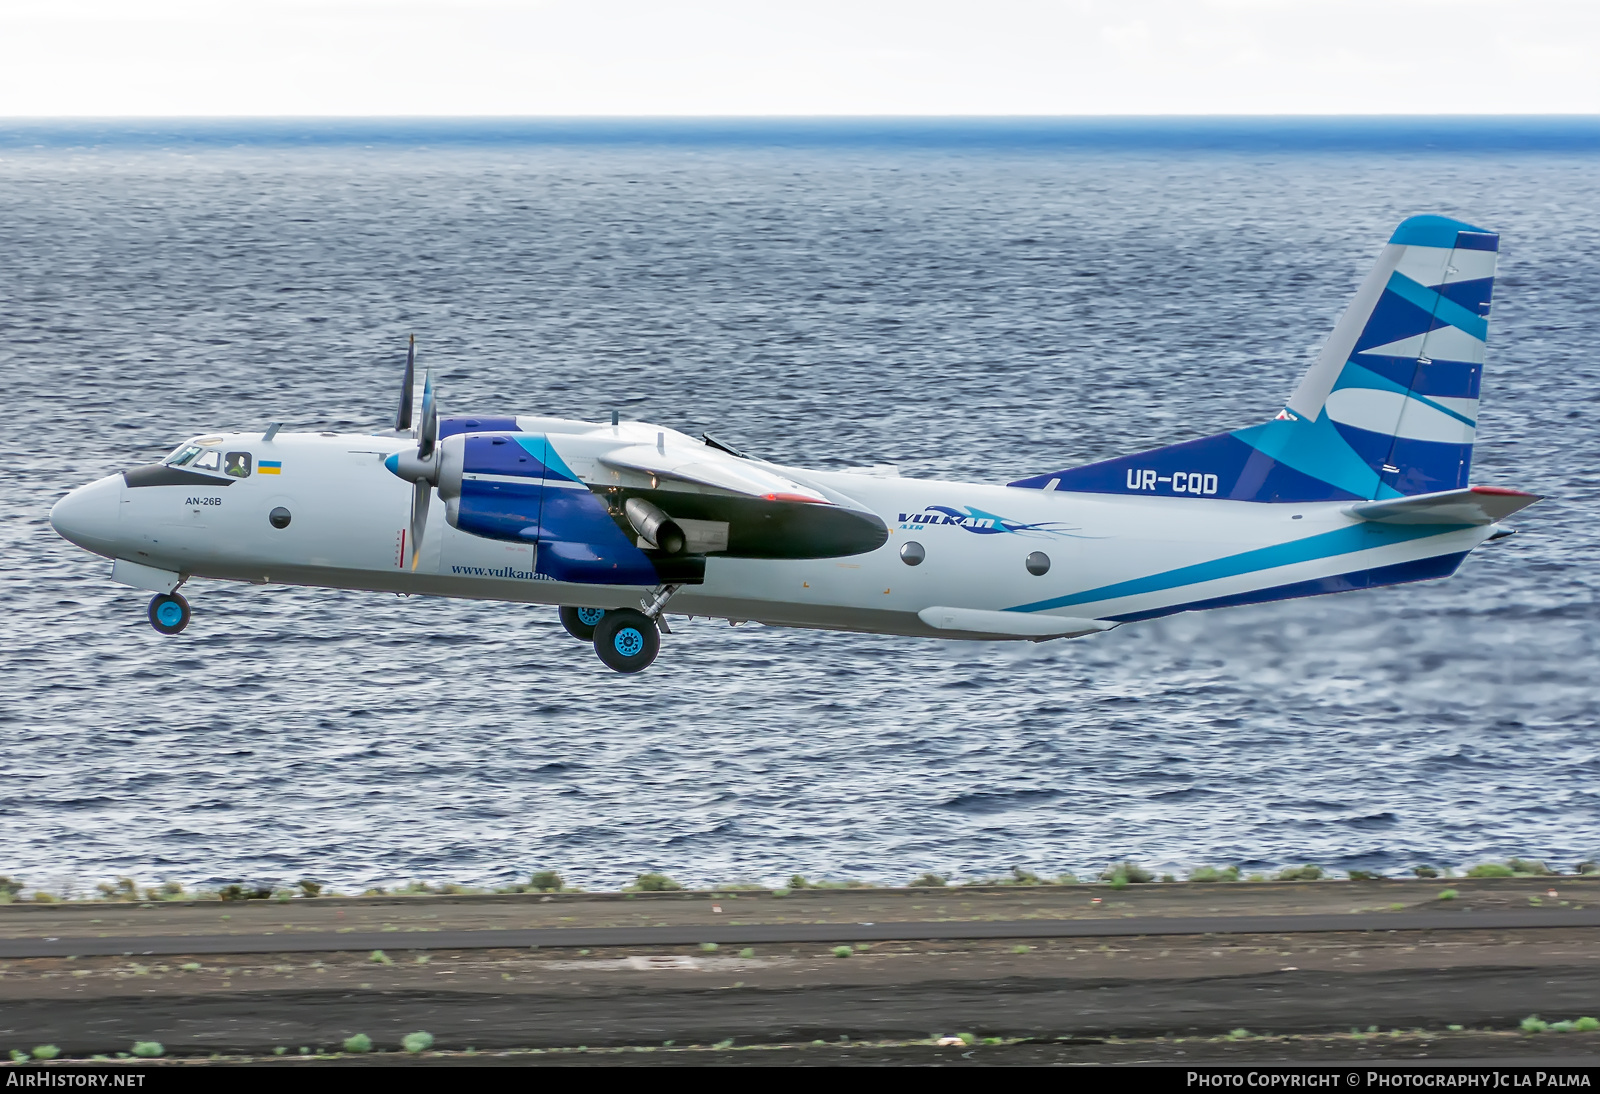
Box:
left=1011, top=215, right=1498, bottom=503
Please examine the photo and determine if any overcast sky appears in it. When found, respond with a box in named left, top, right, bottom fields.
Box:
left=2, top=0, right=1597, bottom=116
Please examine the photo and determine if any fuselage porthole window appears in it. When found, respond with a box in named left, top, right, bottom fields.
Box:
left=194, top=450, right=222, bottom=472
left=225, top=452, right=253, bottom=478
left=166, top=445, right=203, bottom=467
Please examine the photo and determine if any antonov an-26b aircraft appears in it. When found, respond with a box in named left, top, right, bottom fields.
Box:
left=50, top=215, right=1539, bottom=672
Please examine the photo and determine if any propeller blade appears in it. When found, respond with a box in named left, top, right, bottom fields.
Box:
left=409, top=477, right=431, bottom=571
left=417, top=370, right=439, bottom=460
left=395, top=335, right=415, bottom=432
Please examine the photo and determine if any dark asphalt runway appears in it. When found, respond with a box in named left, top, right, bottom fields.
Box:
left=5, top=909, right=1599, bottom=958
left=5, top=966, right=1598, bottom=1057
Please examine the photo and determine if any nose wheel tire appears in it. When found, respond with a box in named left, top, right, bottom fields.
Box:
left=592, top=609, right=660, bottom=673
left=148, top=592, right=191, bottom=635
left=559, top=605, right=607, bottom=641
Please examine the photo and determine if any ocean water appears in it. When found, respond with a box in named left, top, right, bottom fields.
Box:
left=2, top=120, right=1596, bottom=894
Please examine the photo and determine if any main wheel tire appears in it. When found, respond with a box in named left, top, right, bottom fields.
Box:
left=559, top=605, right=607, bottom=641
left=593, top=609, right=660, bottom=673
left=148, top=592, right=190, bottom=635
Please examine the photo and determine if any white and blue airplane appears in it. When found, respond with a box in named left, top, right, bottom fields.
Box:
left=49, top=215, right=1538, bottom=672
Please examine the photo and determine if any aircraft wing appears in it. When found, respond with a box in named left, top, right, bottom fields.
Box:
left=1343, top=485, right=1541, bottom=525
left=598, top=444, right=831, bottom=504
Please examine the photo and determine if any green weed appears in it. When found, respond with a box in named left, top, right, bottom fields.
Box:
left=1438, top=889, right=1459, bottom=901
left=739, top=948, right=755, bottom=959
left=369, top=950, right=392, bottom=964
left=1188, top=866, right=1240, bottom=883
left=700, top=942, right=719, bottom=952
left=402, top=1032, right=434, bottom=1053
left=1466, top=863, right=1514, bottom=878
left=1276, top=865, right=1323, bottom=881
left=1100, top=862, right=1154, bottom=884
left=529, top=870, right=563, bottom=892
left=1575, top=1017, right=1600, bottom=1032
left=96, top=878, right=139, bottom=902
left=832, top=946, right=853, bottom=958
left=909, top=872, right=946, bottom=887
left=1521, top=1016, right=1548, bottom=1033
left=630, top=872, right=682, bottom=892
left=130, top=1042, right=164, bottom=1058
left=31, top=1046, right=60, bottom=1060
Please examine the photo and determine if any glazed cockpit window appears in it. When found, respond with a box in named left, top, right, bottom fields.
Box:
left=194, top=450, right=221, bottom=471
left=165, top=444, right=203, bottom=467
left=224, top=452, right=253, bottom=478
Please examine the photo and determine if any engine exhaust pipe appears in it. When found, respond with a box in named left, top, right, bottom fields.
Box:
left=625, top=497, right=686, bottom=555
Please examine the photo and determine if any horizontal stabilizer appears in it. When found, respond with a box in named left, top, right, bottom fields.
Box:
left=1343, top=485, right=1540, bottom=525
left=918, top=606, right=1115, bottom=640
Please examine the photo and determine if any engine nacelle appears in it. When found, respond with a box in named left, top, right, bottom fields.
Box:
left=445, top=432, right=699, bottom=586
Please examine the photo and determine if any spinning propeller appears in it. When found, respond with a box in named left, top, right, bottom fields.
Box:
left=384, top=338, right=442, bottom=570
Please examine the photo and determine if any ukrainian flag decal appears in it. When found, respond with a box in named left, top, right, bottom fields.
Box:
left=259, top=460, right=283, bottom=475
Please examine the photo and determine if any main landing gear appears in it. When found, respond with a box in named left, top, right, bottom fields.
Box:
left=147, top=592, right=191, bottom=635
left=560, top=584, right=682, bottom=673
left=593, top=609, right=659, bottom=673
left=558, top=605, right=607, bottom=641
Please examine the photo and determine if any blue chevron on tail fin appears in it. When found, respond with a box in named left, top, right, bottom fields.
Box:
left=1011, top=214, right=1498, bottom=503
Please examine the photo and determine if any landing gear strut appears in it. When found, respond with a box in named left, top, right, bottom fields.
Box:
left=148, top=592, right=191, bottom=635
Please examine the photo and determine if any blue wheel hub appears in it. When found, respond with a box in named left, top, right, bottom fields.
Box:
left=577, top=607, right=605, bottom=626
left=156, top=601, right=184, bottom=627
left=613, top=627, right=645, bottom=657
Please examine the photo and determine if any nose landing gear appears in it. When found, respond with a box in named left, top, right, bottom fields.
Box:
left=148, top=592, right=191, bottom=635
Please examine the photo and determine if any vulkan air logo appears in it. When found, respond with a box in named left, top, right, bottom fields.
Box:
left=898, top=505, right=1078, bottom=539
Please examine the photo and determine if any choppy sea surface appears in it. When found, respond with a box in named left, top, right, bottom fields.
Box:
left=2, top=120, right=1596, bottom=895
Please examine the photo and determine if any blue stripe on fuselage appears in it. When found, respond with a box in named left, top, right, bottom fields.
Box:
left=1103, top=550, right=1469, bottom=622
left=1006, top=521, right=1470, bottom=614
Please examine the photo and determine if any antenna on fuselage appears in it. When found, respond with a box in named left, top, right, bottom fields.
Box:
left=395, top=334, right=416, bottom=432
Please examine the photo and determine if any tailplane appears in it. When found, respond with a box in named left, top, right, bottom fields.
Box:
left=1011, top=215, right=1498, bottom=503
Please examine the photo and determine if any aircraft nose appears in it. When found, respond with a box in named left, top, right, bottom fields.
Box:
left=49, top=474, right=124, bottom=556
